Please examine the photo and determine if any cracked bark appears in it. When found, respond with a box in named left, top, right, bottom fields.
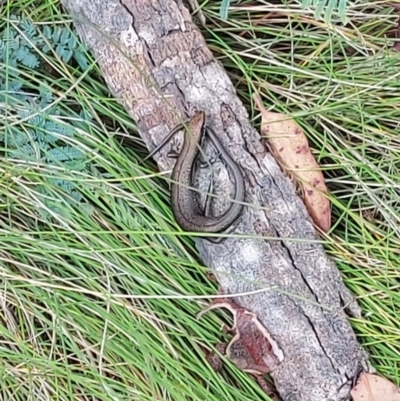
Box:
left=61, top=0, right=373, bottom=400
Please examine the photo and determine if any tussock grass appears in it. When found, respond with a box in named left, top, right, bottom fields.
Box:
left=1, top=0, right=400, bottom=400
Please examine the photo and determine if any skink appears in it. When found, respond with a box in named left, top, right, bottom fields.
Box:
left=144, top=111, right=245, bottom=233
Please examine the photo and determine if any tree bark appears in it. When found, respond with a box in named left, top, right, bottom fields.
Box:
left=61, top=1, right=372, bottom=400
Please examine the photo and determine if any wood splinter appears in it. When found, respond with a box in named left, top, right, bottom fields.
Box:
left=197, top=298, right=284, bottom=398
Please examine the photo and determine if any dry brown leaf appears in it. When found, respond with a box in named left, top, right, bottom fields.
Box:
left=253, top=94, right=331, bottom=233
left=351, top=373, right=400, bottom=401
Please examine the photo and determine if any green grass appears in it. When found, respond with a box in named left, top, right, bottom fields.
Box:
left=1, top=0, right=400, bottom=400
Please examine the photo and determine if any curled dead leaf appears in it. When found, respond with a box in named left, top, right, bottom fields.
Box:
left=253, top=94, right=331, bottom=233
left=351, top=373, right=400, bottom=401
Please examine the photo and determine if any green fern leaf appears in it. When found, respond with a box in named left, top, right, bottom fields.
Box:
left=42, top=43, right=51, bottom=54
left=1, top=15, right=94, bottom=211
left=325, top=0, right=337, bottom=24
left=60, top=28, right=70, bottom=46
left=219, top=0, right=231, bottom=20
left=0, top=41, right=5, bottom=59
left=15, top=47, right=39, bottom=68
left=69, top=109, right=93, bottom=129
left=13, top=133, right=29, bottom=146
left=33, top=127, right=57, bottom=144
left=337, top=0, right=348, bottom=24
left=301, top=0, right=348, bottom=24
left=68, top=35, right=77, bottom=49
left=44, top=121, right=75, bottom=138
left=17, top=108, right=31, bottom=119
left=62, top=48, right=73, bottom=63
left=10, top=144, right=38, bottom=159
left=25, top=128, right=37, bottom=141
left=43, top=25, right=52, bottom=40
left=2, top=127, right=27, bottom=147
left=39, top=85, right=53, bottom=104
left=21, top=19, right=37, bottom=38
left=81, top=203, right=95, bottom=216
left=38, top=207, right=50, bottom=220
left=63, top=160, right=87, bottom=170
left=314, top=0, right=327, bottom=20
left=0, top=88, right=27, bottom=103
left=14, top=45, right=30, bottom=60
left=7, top=58, right=19, bottom=69
left=46, top=146, right=85, bottom=162
left=79, top=109, right=92, bottom=121
left=37, top=139, right=50, bottom=151
left=70, top=191, right=83, bottom=202
left=51, top=179, right=75, bottom=193
left=0, top=80, right=24, bottom=102
left=73, top=50, right=90, bottom=70
left=52, top=27, right=62, bottom=43
left=55, top=44, right=73, bottom=63
left=28, top=114, right=45, bottom=126
left=2, top=29, right=17, bottom=49
left=9, top=80, right=23, bottom=91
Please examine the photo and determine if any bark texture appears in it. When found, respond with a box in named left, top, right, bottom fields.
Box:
left=61, top=1, right=372, bottom=400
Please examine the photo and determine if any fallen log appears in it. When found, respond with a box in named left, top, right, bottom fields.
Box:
left=61, top=0, right=372, bottom=399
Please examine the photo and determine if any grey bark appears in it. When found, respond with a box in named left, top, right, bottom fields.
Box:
left=60, top=0, right=372, bottom=400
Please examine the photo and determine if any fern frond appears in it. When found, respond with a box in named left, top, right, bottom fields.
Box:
left=2, top=126, right=28, bottom=147
left=1, top=15, right=94, bottom=211
left=8, top=80, right=23, bottom=92
left=6, top=58, right=19, bottom=69
left=28, top=114, right=45, bottom=127
left=37, top=139, right=50, bottom=151
left=52, top=27, right=62, bottom=43
left=300, top=0, right=349, bottom=24
left=42, top=43, right=51, bottom=54
left=0, top=41, right=5, bottom=58
left=56, top=44, right=73, bottom=63
left=25, top=128, right=38, bottom=141
left=38, top=207, right=50, bottom=220
left=81, top=203, right=95, bottom=216
left=51, top=179, right=75, bottom=193
left=2, top=29, right=17, bottom=47
left=0, top=80, right=24, bottom=104
left=21, top=18, right=37, bottom=38
left=46, top=146, right=85, bottom=162
left=74, top=50, right=90, bottom=70
left=43, top=25, right=52, bottom=40
left=63, top=160, right=87, bottom=170
left=9, top=143, right=38, bottom=159
left=14, top=46, right=39, bottom=68
left=44, top=121, right=75, bottom=138
left=12, top=132, right=29, bottom=146
left=68, top=35, right=77, bottom=49
left=0, top=88, right=28, bottom=103
left=80, top=110, right=92, bottom=121
left=32, top=127, right=57, bottom=144
left=70, top=110, right=93, bottom=129
left=218, top=0, right=349, bottom=24
left=70, top=191, right=83, bottom=202
left=22, top=51, right=39, bottom=66
left=17, top=108, right=31, bottom=119
left=39, top=85, right=53, bottom=104
left=60, top=29, right=70, bottom=46
left=219, top=0, right=231, bottom=20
